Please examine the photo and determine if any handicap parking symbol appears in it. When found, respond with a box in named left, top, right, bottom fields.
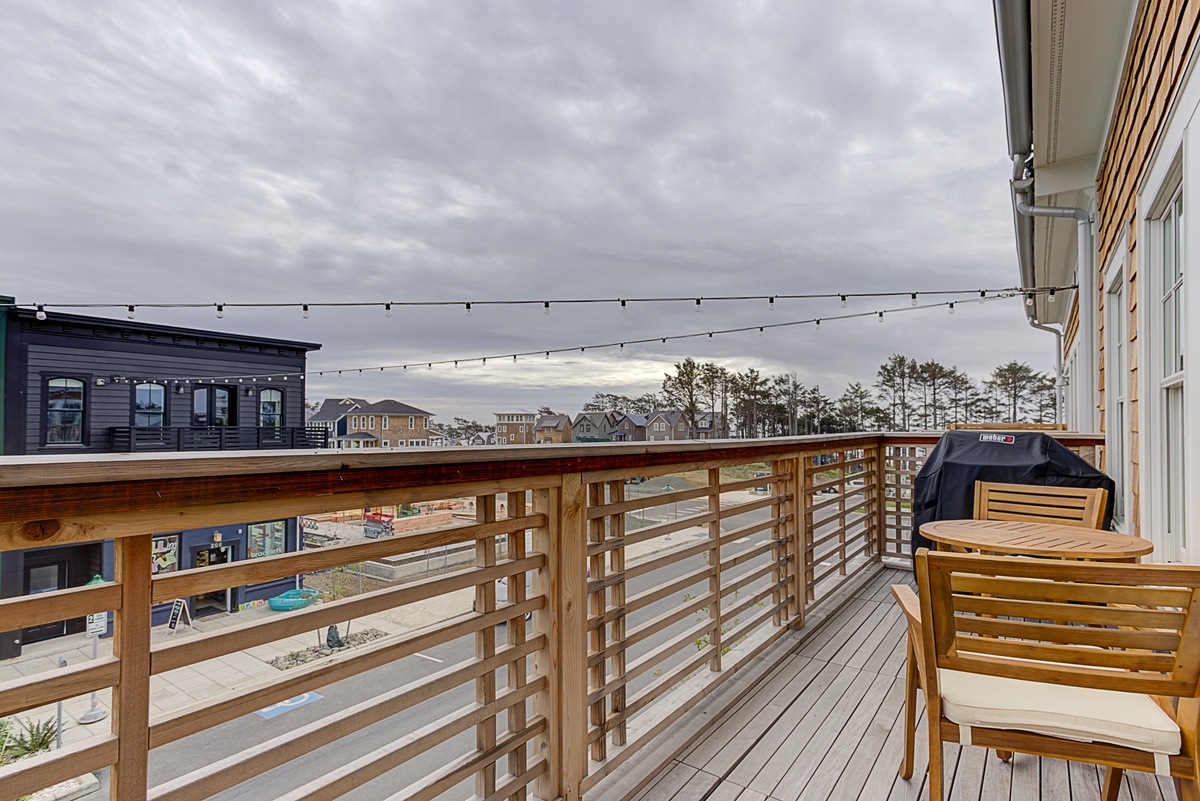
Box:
left=255, top=692, right=323, bottom=720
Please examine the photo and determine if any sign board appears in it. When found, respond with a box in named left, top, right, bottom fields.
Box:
left=86, top=613, right=107, bottom=636
left=167, top=598, right=186, bottom=631
left=980, top=434, right=1017, bottom=444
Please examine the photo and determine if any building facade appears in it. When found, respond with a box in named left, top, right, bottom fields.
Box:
left=494, top=410, right=537, bottom=445
left=533, top=414, right=572, bottom=444
left=993, top=1, right=1199, bottom=559
left=341, top=400, right=434, bottom=448
left=0, top=304, right=322, bottom=656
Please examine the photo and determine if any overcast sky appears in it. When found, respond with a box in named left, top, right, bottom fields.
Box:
left=0, top=1, right=1051, bottom=424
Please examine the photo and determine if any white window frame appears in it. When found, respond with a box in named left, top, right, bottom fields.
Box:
left=382, top=416, right=388, bottom=430
left=1139, top=114, right=1194, bottom=562
left=1103, top=236, right=1131, bottom=531
left=408, top=416, right=415, bottom=428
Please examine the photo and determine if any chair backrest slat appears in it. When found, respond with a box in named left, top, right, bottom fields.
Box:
left=916, top=550, right=1200, bottom=698
left=951, top=573, right=1193, bottom=608
left=973, top=481, right=1108, bottom=529
left=953, top=593, right=1186, bottom=630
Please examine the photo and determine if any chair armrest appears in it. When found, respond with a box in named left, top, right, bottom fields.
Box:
left=891, top=584, right=921, bottom=631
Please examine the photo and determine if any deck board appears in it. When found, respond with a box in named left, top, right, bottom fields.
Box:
left=631, top=567, right=1179, bottom=801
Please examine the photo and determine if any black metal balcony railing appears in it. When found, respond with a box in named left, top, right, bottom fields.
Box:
left=108, top=425, right=330, bottom=452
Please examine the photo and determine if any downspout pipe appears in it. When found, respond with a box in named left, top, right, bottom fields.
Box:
left=1029, top=320, right=1064, bottom=423
left=1014, top=182, right=1096, bottom=431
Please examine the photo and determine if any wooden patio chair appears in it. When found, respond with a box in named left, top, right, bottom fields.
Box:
left=973, top=480, right=1108, bottom=529
left=892, top=549, right=1200, bottom=801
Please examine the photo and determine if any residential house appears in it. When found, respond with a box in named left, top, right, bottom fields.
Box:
left=307, top=397, right=368, bottom=446
left=571, top=411, right=617, bottom=442
left=341, top=399, right=434, bottom=448
left=494, top=409, right=536, bottom=445
left=533, top=414, right=572, bottom=444
left=0, top=303, right=323, bottom=656
left=646, top=410, right=690, bottom=442
left=693, top=411, right=725, bottom=440
left=992, top=1, right=1195, bottom=558
left=612, top=413, right=648, bottom=442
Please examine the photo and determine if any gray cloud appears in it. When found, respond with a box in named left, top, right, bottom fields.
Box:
left=0, top=1, right=1052, bottom=422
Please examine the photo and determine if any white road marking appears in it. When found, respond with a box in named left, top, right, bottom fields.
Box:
left=414, top=652, right=444, bottom=663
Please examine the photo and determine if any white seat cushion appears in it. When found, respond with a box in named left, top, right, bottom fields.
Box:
left=938, top=668, right=1181, bottom=754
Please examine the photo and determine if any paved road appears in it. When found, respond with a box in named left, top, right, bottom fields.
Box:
left=98, top=493, right=863, bottom=799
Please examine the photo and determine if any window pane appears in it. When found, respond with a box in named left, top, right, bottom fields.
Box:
left=213, top=387, right=233, bottom=426
left=135, top=383, right=165, bottom=427
left=1175, top=195, right=1185, bottom=284
left=1164, top=294, right=1177, bottom=375
left=248, top=521, right=287, bottom=558
left=193, top=387, right=209, bottom=425
left=259, top=389, right=282, bottom=428
left=1165, top=207, right=1176, bottom=289
left=46, top=378, right=84, bottom=443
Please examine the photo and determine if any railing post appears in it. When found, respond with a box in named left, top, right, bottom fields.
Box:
left=506, top=490, right=530, bottom=801
left=475, top=494, right=498, bottom=798
left=110, top=534, right=152, bottom=800
left=606, top=480, right=628, bottom=749
left=778, top=456, right=804, bottom=629
left=533, top=474, right=587, bottom=801
left=873, top=440, right=887, bottom=559
left=801, top=450, right=816, bottom=605
left=706, top=468, right=723, bottom=671
left=587, top=481, right=607, bottom=763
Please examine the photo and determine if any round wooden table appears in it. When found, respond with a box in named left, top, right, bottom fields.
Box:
left=919, top=519, right=1154, bottom=561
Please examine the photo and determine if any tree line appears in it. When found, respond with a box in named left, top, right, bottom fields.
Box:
left=582, top=355, right=1057, bottom=436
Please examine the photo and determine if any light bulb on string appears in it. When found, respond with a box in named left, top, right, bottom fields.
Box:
left=620, top=299, right=628, bottom=316
left=1048, top=289, right=1056, bottom=303
left=544, top=351, right=550, bottom=360
left=513, top=354, right=517, bottom=362
left=695, top=298, right=702, bottom=312
left=878, top=311, right=884, bottom=323
left=910, top=293, right=918, bottom=307
left=768, top=296, right=775, bottom=312
left=35, top=304, right=46, bottom=321
left=948, top=302, right=956, bottom=315
left=840, top=295, right=848, bottom=308
left=815, top=318, right=821, bottom=330
left=127, top=305, right=136, bottom=320
left=979, top=290, right=987, bottom=303
left=543, top=301, right=550, bottom=316
left=465, top=302, right=472, bottom=317
left=384, top=303, right=392, bottom=318
left=427, top=363, right=432, bottom=370
left=302, top=304, right=310, bottom=318
left=1025, top=293, right=1034, bottom=306
left=660, top=338, right=667, bottom=348
left=216, top=304, right=224, bottom=319
left=758, top=327, right=764, bottom=338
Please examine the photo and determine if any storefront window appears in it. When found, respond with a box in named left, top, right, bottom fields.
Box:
left=152, top=535, right=180, bottom=575
left=248, top=521, right=287, bottom=558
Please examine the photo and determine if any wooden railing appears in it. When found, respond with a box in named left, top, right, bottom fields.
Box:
left=0, top=432, right=1102, bottom=801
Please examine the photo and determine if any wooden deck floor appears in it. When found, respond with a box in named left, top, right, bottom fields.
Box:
left=631, top=568, right=1180, bottom=801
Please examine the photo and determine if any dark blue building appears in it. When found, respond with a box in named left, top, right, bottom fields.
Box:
left=0, top=299, right=324, bottom=657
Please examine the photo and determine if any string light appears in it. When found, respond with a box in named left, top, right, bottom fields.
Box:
left=543, top=301, right=550, bottom=316
left=1048, top=289, right=1056, bottom=303
left=385, top=303, right=392, bottom=318
left=105, top=290, right=1038, bottom=385
left=1025, top=293, right=1034, bottom=306
left=35, top=304, right=46, bottom=320
left=216, top=303, right=224, bottom=319
left=620, top=299, right=628, bottom=315
left=465, top=302, right=472, bottom=317
left=758, top=327, right=764, bottom=337
left=910, top=293, right=918, bottom=307
left=768, top=296, right=775, bottom=312
left=126, top=305, right=136, bottom=320
left=5, top=285, right=1072, bottom=318
left=302, top=304, right=310, bottom=318
left=695, top=298, right=702, bottom=312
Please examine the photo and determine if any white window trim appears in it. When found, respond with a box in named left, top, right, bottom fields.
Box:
left=1103, top=234, right=1131, bottom=532
left=1139, top=145, right=1192, bottom=563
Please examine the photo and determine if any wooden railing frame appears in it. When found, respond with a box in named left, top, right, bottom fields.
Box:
left=0, top=433, right=1103, bottom=801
